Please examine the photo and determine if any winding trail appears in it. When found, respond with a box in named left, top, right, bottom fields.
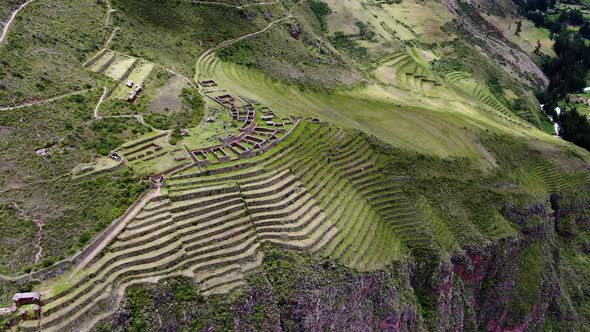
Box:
left=194, top=0, right=303, bottom=83
left=75, top=187, right=161, bottom=272
left=93, top=87, right=107, bottom=119
left=0, top=0, right=35, bottom=45
left=0, top=89, right=92, bottom=111
left=185, top=0, right=280, bottom=9
left=103, top=27, right=119, bottom=49
left=195, top=14, right=295, bottom=82
left=33, top=218, right=44, bottom=264
left=2, top=201, right=45, bottom=264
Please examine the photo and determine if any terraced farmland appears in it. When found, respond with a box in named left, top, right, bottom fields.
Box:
left=375, top=52, right=441, bottom=96
left=20, top=121, right=433, bottom=331
left=446, top=71, right=538, bottom=123
left=532, top=162, right=590, bottom=193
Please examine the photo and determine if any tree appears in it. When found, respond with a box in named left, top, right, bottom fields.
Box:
left=579, top=21, right=590, bottom=39
left=534, top=40, right=541, bottom=54
left=558, top=107, right=590, bottom=150
left=515, top=20, right=523, bottom=36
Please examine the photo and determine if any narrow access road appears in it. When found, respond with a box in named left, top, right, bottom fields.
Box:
left=103, top=27, right=119, bottom=49
left=194, top=0, right=303, bottom=82
left=0, top=89, right=91, bottom=111
left=195, top=15, right=294, bottom=81
left=75, top=187, right=161, bottom=272
left=0, top=0, right=35, bottom=45
left=93, top=87, right=107, bottom=119
left=185, top=0, right=279, bottom=9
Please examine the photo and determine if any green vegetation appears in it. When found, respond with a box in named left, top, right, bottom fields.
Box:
left=110, top=0, right=270, bottom=75
left=216, top=17, right=361, bottom=90
left=0, top=203, right=38, bottom=274
left=355, top=21, right=376, bottom=41
left=80, top=118, right=152, bottom=156
left=308, top=0, right=332, bottom=31
left=329, top=32, right=369, bottom=61
left=0, top=0, right=108, bottom=105
left=1, top=0, right=590, bottom=330
left=126, top=286, right=149, bottom=331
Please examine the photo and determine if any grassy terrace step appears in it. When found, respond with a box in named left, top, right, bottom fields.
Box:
left=174, top=125, right=334, bottom=189
left=259, top=217, right=336, bottom=252
left=201, top=273, right=246, bottom=295
left=256, top=207, right=326, bottom=239
left=330, top=203, right=373, bottom=259
left=40, top=237, right=262, bottom=331
left=350, top=219, right=388, bottom=268
left=118, top=216, right=175, bottom=241
left=173, top=197, right=244, bottom=222
left=133, top=204, right=171, bottom=222
left=341, top=208, right=384, bottom=262
left=168, top=167, right=266, bottom=188
left=168, top=125, right=317, bottom=186
left=240, top=173, right=298, bottom=198
left=246, top=187, right=311, bottom=214
left=342, top=212, right=379, bottom=264
left=141, top=198, right=171, bottom=212
left=249, top=193, right=316, bottom=222
left=322, top=192, right=367, bottom=255
left=169, top=182, right=240, bottom=201
left=40, top=225, right=260, bottom=324
left=170, top=192, right=242, bottom=212
left=127, top=209, right=172, bottom=230
left=42, top=203, right=250, bottom=305
left=115, top=209, right=251, bottom=253
left=254, top=203, right=323, bottom=233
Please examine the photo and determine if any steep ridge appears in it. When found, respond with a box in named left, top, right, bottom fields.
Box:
left=20, top=121, right=433, bottom=331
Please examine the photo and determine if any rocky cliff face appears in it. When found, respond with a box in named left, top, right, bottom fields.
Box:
left=107, top=189, right=589, bottom=331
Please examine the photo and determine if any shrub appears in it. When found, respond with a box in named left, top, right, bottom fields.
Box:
left=309, top=0, right=332, bottom=31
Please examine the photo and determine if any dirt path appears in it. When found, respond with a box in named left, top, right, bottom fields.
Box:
left=0, top=89, right=91, bottom=111
left=3, top=201, right=45, bottom=264
left=0, top=0, right=35, bottom=45
left=194, top=0, right=302, bottom=83
left=105, top=0, right=115, bottom=28
left=185, top=0, right=279, bottom=9
left=33, top=217, right=44, bottom=263
left=103, top=27, right=119, bottom=49
left=75, top=187, right=161, bottom=272
left=93, top=87, right=107, bottom=119
left=195, top=15, right=295, bottom=82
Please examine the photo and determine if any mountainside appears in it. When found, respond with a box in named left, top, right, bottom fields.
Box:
left=0, top=0, right=589, bottom=331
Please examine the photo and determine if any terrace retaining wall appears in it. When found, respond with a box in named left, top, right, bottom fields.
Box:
left=84, top=49, right=108, bottom=68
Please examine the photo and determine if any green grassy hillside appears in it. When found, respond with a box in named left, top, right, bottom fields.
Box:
left=0, top=0, right=589, bottom=330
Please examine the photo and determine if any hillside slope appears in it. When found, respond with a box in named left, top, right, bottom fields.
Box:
left=0, top=0, right=589, bottom=331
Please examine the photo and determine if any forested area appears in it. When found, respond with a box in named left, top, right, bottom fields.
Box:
left=517, top=0, right=590, bottom=150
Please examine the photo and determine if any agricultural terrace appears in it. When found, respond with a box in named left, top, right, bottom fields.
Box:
left=196, top=52, right=575, bottom=167
left=21, top=120, right=433, bottom=331
left=1, top=0, right=590, bottom=330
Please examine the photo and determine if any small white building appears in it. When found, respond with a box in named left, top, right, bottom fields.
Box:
left=126, top=80, right=133, bottom=87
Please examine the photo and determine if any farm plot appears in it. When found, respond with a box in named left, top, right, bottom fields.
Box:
left=197, top=53, right=549, bottom=161
left=22, top=121, right=426, bottom=331
left=86, top=50, right=138, bottom=81
left=115, top=132, right=188, bottom=175
left=374, top=52, right=442, bottom=96
left=111, top=61, right=154, bottom=100
left=102, top=54, right=137, bottom=81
